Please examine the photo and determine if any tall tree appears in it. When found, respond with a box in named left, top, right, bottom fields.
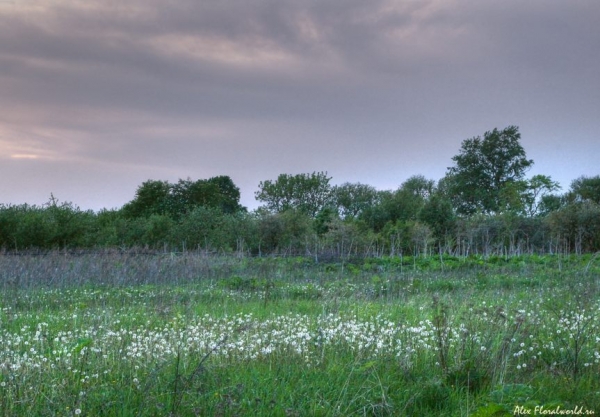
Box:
left=171, top=176, right=243, bottom=216
left=122, top=180, right=171, bottom=218
left=418, top=193, right=455, bottom=240
left=123, top=176, right=243, bottom=219
left=170, top=178, right=221, bottom=217
left=358, top=176, right=435, bottom=232
left=208, top=175, right=244, bottom=214
left=568, top=175, right=600, bottom=204
left=522, top=175, right=561, bottom=216
left=445, top=126, right=533, bottom=215
left=331, top=182, right=380, bottom=220
left=400, top=175, right=435, bottom=199
left=255, top=171, right=332, bottom=217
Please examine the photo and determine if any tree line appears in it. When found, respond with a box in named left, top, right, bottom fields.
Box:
left=1, top=126, right=599, bottom=256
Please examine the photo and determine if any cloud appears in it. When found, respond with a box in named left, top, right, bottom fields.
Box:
left=10, top=154, right=39, bottom=159
left=0, top=0, right=599, bottom=210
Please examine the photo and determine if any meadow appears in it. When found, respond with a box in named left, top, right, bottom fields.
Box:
left=1, top=252, right=599, bottom=416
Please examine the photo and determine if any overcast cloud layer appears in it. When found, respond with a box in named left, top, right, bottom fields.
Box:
left=1, top=0, right=599, bottom=211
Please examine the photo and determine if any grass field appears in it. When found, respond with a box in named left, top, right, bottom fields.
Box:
left=1, top=252, right=599, bottom=416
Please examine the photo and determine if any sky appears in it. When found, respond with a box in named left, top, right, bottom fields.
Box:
left=1, top=0, right=599, bottom=212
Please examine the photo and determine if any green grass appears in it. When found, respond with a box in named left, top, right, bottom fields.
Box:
left=1, top=253, right=599, bottom=416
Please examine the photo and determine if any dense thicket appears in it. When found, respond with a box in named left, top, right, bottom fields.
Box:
left=2, top=127, right=599, bottom=255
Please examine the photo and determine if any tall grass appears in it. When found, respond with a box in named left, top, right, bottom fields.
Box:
left=1, top=252, right=599, bottom=416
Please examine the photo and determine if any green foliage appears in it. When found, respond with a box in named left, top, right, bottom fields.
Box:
left=172, top=206, right=230, bottom=252
left=359, top=190, right=395, bottom=232
left=321, top=218, right=368, bottom=259
left=218, top=275, right=269, bottom=291
left=256, top=210, right=313, bottom=254
left=207, top=175, right=245, bottom=214
left=1, top=158, right=599, bottom=256
left=331, top=182, right=380, bottom=220
left=470, top=402, right=512, bottom=417
left=122, top=176, right=243, bottom=220
left=538, top=194, right=565, bottom=216
left=545, top=201, right=600, bottom=253
left=0, top=197, right=95, bottom=250
left=313, top=206, right=338, bottom=236
left=568, top=175, right=600, bottom=204
left=411, top=379, right=451, bottom=411
left=400, top=174, right=436, bottom=199
left=359, top=175, right=436, bottom=234
left=140, top=214, right=175, bottom=247
left=0, top=204, right=52, bottom=248
left=418, top=193, right=455, bottom=240
left=122, top=179, right=171, bottom=218
left=488, top=383, right=534, bottom=405
left=522, top=175, right=562, bottom=216
left=255, top=171, right=332, bottom=217
left=446, top=126, right=533, bottom=215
